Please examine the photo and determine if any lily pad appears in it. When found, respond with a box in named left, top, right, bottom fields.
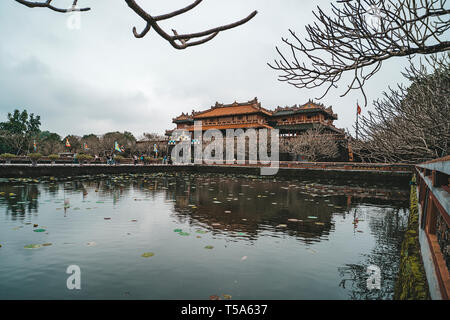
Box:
left=179, top=232, right=190, bottom=236
left=204, top=245, right=214, bottom=249
left=24, top=244, right=42, bottom=249
left=42, top=243, right=52, bottom=247
left=196, top=230, right=207, bottom=234
left=141, top=252, right=155, bottom=258
left=33, top=229, right=46, bottom=233
left=174, top=229, right=183, bottom=233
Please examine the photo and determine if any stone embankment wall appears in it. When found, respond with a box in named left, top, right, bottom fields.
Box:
left=0, top=164, right=412, bottom=186
left=394, top=176, right=430, bottom=300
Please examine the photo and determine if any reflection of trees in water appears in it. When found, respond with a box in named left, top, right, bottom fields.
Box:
left=169, top=175, right=409, bottom=244
left=0, top=184, right=39, bottom=218
left=338, top=207, right=408, bottom=299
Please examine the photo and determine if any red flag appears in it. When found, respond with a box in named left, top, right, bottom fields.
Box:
left=357, top=104, right=362, bottom=115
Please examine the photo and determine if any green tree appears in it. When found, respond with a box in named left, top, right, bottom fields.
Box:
left=0, top=109, right=41, bottom=155
left=39, top=131, right=62, bottom=155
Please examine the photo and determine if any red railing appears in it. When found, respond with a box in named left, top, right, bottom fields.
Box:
left=416, top=157, right=450, bottom=299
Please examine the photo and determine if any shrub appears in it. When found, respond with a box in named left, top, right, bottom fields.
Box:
left=114, top=155, right=124, bottom=162
left=0, top=153, right=16, bottom=159
left=48, top=154, right=60, bottom=160
left=27, top=153, right=42, bottom=161
left=77, top=154, right=93, bottom=162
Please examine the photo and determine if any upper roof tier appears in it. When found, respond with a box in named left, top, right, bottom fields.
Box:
left=272, top=100, right=338, bottom=120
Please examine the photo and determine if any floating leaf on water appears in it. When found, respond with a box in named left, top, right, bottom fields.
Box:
left=33, top=224, right=38, bottom=228
left=33, top=229, right=46, bottom=233
left=9, top=193, right=16, bottom=196
left=131, top=220, right=138, bottom=222
left=196, top=230, right=207, bottom=234
left=179, top=232, right=190, bottom=236
left=288, top=219, right=298, bottom=222
left=204, top=245, right=214, bottom=249
left=223, top=294, right=232, bottom=300
left=24, top=244, right=41, bottom=249
left=209, top=295, right=220, bottom=300
left=357, top=230, right=364, bottom=233
left=213, top=201, right=222, bottom=204
left=42, top=243, right=52, bottom=247
left=104, top=218, right=111, bottom=220
left=307, top=216, right=318, bottom=219
left=141, top=252, right=155, bottom=258
left=174, top=229, right=183, bottom=233
left=96, top=201, right=104, bottom=204
left=276, top=224, right=287, bottom=228
left=315, top=222, right=325, bottom=226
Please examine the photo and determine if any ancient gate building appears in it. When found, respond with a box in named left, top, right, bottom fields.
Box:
left=166, top=98, right=349, bottom=161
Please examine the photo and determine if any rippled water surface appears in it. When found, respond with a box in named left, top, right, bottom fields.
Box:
left=0, top=173, right=409, bottom=299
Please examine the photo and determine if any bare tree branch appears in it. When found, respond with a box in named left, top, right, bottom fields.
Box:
left=352, top=53, right=450, bottom=163
left=280, top=127, right=340, bottom=161
left=268, top=0, right=450, bottom=106
left=14, top=0, right=257, bottom=49
left=15, top=0, right=90, bottom=12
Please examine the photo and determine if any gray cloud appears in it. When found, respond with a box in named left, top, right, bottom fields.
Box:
left=0, top=0, right=412, bottom=138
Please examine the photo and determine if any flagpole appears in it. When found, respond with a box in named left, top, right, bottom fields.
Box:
left=356, top=101, right=359, bottom=140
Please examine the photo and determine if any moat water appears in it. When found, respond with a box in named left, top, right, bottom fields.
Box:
left=0, top=173, right=409, bottom=299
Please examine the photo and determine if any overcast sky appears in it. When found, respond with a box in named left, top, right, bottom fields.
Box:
left=0, top=0, right=414, bottom=138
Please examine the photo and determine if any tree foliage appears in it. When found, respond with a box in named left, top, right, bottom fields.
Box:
left=0, top=109, right=41, bottom=155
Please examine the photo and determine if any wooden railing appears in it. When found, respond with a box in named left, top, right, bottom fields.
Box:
left=416, top=156, right=450, bottom=299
